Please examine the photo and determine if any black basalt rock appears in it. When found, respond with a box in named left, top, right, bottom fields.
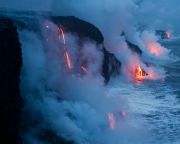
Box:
left=0, top=17, right=22, bottom=144
left=52, top=16, right=121, bottom=82
left=51, top=16, right=104, bottom=44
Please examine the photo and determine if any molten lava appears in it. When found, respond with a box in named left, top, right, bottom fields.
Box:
left=65, top=52, right=73, bottom=69
left=107, top=113, right=116, bottom=130
left=135, top=66, right=148, bottom=81
left=58, top=27, right=73, bottom=70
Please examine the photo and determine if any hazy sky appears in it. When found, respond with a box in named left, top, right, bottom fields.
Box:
left=0, top=0, right=180, bottom=33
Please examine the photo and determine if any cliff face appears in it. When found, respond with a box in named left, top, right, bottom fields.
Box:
left=0, top=15, right=122, bottom=144
left=52, top=16, right=121, bottom=82
left=0, top=17, right=22, bottom=144
left=0, top=15, right=142, bottom=143
left=52, top=16, right=104, bottom=44
left=0, top=15, right=121, bottom=144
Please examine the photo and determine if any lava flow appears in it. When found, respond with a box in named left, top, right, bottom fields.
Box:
left=135, top=66, right=149, bottom=81
left=146, top=43, right=163, bottom=56
left=58, top=27, right=73, bottom=70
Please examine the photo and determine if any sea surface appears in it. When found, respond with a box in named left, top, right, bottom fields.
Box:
left=108, top=38, right=180, bottom=144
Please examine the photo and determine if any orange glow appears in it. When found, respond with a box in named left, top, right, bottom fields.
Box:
left=135, top=66, right=149, bottom=81
left=136, top=66, right=143, bottom=80
left=134, top=65, right=160, bottom=82
left=166, top=31, right=171, bottom=39
left=65, top=52, right=72, bottom=69
left=146, top=43, right=163, bottom=56
left=81, top=66, right=88, bottom=73
left=58, top=27, right=73, bottom=70
left=58, top=28, right=66, bottom=45
left=107, top=113, right=116, bottom=129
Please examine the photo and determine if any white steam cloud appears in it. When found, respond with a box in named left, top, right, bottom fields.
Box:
left=19, top=19, right=141, bottom=144
left=1, top=0, right=179, bottom=144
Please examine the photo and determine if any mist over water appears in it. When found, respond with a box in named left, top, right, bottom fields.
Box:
left=18, top=19, right=179, bottom=144
left=1, top=0, right=180, bottom=144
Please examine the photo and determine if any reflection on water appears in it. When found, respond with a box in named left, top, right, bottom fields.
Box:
left=109, top=40, right=180, bottom=144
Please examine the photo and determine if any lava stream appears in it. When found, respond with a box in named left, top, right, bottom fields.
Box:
left=135, top=66, right=149, bottom=81
left=58, top=28, right=66, bottom=46
left=58, top=27, right=73, bottom=70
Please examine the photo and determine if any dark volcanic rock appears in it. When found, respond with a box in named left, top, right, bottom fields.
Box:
left=51, top=16, right=104, bottom=44
left=0, top=15, right=121, bottom=144
left=52, top=16, right=121, bottom=82
left=102, top=48, right=121, bottom=82
left=121, top=32, right=142, bottom=55
left=126, top=40, right=142, bottom=55
left=0, top=17, right=22, bottom=144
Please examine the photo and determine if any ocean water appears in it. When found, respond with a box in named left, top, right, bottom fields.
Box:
left=14, top=13, right=179, bottom=143
left=108, top=39, right=180, bottom=144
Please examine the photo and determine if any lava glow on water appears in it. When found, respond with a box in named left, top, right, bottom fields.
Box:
left=58, top=27, right=73, bottom=70
left=65, top=51, right=73, bottom=69
left=146, top=43, right=163, bottom=56
left=134, top=65, right=160, bottom=82
left=135, top=66, right=149, bottom=81
left=136, top=66, right=143, bottom=80
left=108, top=113, right=116, bottom=130
left=58, top=28, right=66, bottom=46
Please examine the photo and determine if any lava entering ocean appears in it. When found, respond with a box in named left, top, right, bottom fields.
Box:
left=135, top=66, right=149, bottom=81
left=134, top=64, right=160, bottom=82
left=146, top=43, right=165, bottom=56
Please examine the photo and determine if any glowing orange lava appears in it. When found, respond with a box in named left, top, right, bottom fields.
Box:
left=65, top=52, right=73, bottom=69
left=58, top=27, right=73, bottom=70
left=107, top=113, right=116, bottom=130
left=58, top=28, right=66, bottom=46
left=135, top=66, right=148, bottom=81
left=136, top=66, right=143, bottom=80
